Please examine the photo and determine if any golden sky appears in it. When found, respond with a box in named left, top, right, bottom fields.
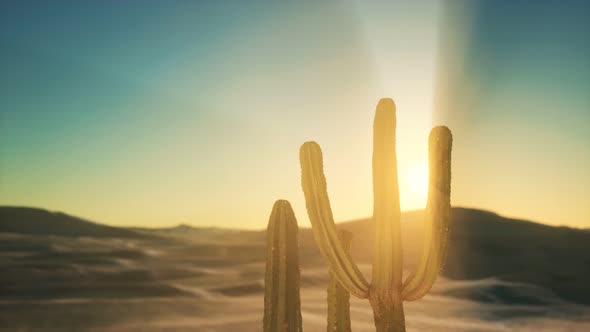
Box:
left=1, top=1, right=588, bottom=229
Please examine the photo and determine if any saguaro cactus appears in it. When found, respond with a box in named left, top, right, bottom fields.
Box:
left=300, top=98, right=452, bottom=332
left=263, top=200, right=303, bottom=332
left=327, top=230, right=352, bottom=332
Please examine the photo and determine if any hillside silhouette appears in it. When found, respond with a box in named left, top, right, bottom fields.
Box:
left=329, top=208, right=590, bottom=305
left=0, top=207, right=144, bottom=238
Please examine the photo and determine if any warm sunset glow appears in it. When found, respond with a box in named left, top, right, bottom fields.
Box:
left=406, top=161, right=429, bottom=203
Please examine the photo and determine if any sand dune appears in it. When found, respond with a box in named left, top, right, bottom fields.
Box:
left=1, top=207, right=589, bottom=331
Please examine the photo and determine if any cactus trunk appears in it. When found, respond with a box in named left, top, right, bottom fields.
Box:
left=327, top=230, right=353, bottom=332
left=263, top=200, right=302, bottom=332
left=371, top=302, right=406, bottom=332
left=370, top=98, right=405, bottom=332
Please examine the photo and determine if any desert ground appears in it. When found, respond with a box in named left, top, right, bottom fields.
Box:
left=1, top=207, right=589, bottom=331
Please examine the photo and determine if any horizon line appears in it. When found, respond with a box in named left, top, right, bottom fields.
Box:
left=1, top=205, right=586, bottom=232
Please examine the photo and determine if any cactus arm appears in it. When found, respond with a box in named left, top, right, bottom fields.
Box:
left=263, top=200, right=303, bottom=332
left=327, top=230, right=353, bottom=332
left=371, top=98, right=404, bottom=298
left=402, top=126, right=452, bottom=301
left=300, top=141, right=370, bottom=299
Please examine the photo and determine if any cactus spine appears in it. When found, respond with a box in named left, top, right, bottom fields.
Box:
left=263, top=200, right=303, bottom=332
left=327, top=230, right=352, bottom=332
left=300, top=98, right=452, bottom=332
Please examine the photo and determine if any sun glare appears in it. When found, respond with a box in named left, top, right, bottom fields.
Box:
left=405, top=161, right=429, bottom=203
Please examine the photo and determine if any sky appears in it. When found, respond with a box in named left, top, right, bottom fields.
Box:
left=0, top=1, right=588, bottom=229
left=435, top=0, right=590, bottom=228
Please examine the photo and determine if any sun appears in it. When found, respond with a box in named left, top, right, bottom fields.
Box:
left=405, top=161, right=429, bottom=203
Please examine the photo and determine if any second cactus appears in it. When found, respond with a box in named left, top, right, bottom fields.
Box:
left=263, top=200, right=303, bottom=332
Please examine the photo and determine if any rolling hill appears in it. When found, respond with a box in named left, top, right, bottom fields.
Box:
left=0, top=207, right=143, bottom=238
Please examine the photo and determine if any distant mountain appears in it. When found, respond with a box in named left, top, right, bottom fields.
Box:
left=0, top=207, right=143, bottom=238
left=323, top=208, right=590, bottom=305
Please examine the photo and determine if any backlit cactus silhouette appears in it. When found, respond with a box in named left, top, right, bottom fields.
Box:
left=327, top=230, right=352, bottom=332
left=300, top=98, right=452, bottom=332
left=263, top=200, right=303, bottom=332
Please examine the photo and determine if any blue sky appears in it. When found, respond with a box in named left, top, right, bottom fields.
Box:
left=1, top=1, right=588, bottom=228
left=436, top=0, right=590, bottom=227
